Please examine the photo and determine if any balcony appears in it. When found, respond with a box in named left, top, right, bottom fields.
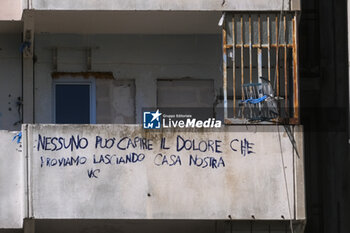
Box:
left=222, top=12, right=300, bottom=124
left=0, top=3, right=305, bottom=231
left=1, top=124, right=305, bottom=229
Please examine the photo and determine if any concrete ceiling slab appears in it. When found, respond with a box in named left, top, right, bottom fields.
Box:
left=0, top=21, right=23, bottom=33
left=33, top=11, right=222, bottom=34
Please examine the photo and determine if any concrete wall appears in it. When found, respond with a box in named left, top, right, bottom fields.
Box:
left=0, top=131, right=24, bottom=229
left=96, top=79, right=135, bottom=124
left=0, top=34, right=23, bottom=131
left=157, top=80, right=214, bottom=108
left=0, top=0, right=22, bottom=21
left=25, top=0, right=300, bottom=11
left=34, top=34, right=222, bottom=124
left=25, top=124, right=304, bottom=220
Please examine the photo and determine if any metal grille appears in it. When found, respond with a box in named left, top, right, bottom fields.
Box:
left=222, top=13, right=299, bottom=124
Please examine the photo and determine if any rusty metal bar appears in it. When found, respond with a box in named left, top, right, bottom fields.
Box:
left=232, top=16, right=236, bottom=116
left=222, top=23, right=228, bottom=119
left=52, top=47, right=57, bottom=71
left=268, top=16, right=271, bottom=81
left=241, top=15, right=244, bottom=100
left=275, top=15, right=280, bottom=96
left=284, top=15, right=288, bottom=115
left=292, top=15, right=299, bottom=121
left=86, top=48, right=92, bottom=71
left=257, top=15, right=262, bottom=80
left=249, top=15, right=252, bottom=84
left=225, top=44, right=292, bottom=49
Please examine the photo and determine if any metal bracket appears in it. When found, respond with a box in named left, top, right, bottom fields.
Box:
left=52, top=48, right=57, bottom=71
left=86, top=47, right=92, bottom=71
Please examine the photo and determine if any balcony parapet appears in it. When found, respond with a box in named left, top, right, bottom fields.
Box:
left=23, top=0, right=301, bottom=11
left=21, top=124, right=305, bottom=220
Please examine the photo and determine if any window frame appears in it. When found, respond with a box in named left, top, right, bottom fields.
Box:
left=52, top=77, right=96, bottom=124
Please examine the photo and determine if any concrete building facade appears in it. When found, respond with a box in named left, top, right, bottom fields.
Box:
left=0, top=1, right=348, bottom=233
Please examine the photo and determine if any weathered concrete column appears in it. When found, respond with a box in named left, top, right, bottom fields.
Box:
left=22, top=11, right=34, bottom=123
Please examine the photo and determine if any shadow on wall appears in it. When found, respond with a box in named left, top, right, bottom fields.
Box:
left=5, top=220, right=296, bottom=233
left=0, top=230, right=22, bottom=233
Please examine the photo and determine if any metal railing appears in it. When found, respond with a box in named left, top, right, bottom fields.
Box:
left=222, top=13, right=299, bottom=124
